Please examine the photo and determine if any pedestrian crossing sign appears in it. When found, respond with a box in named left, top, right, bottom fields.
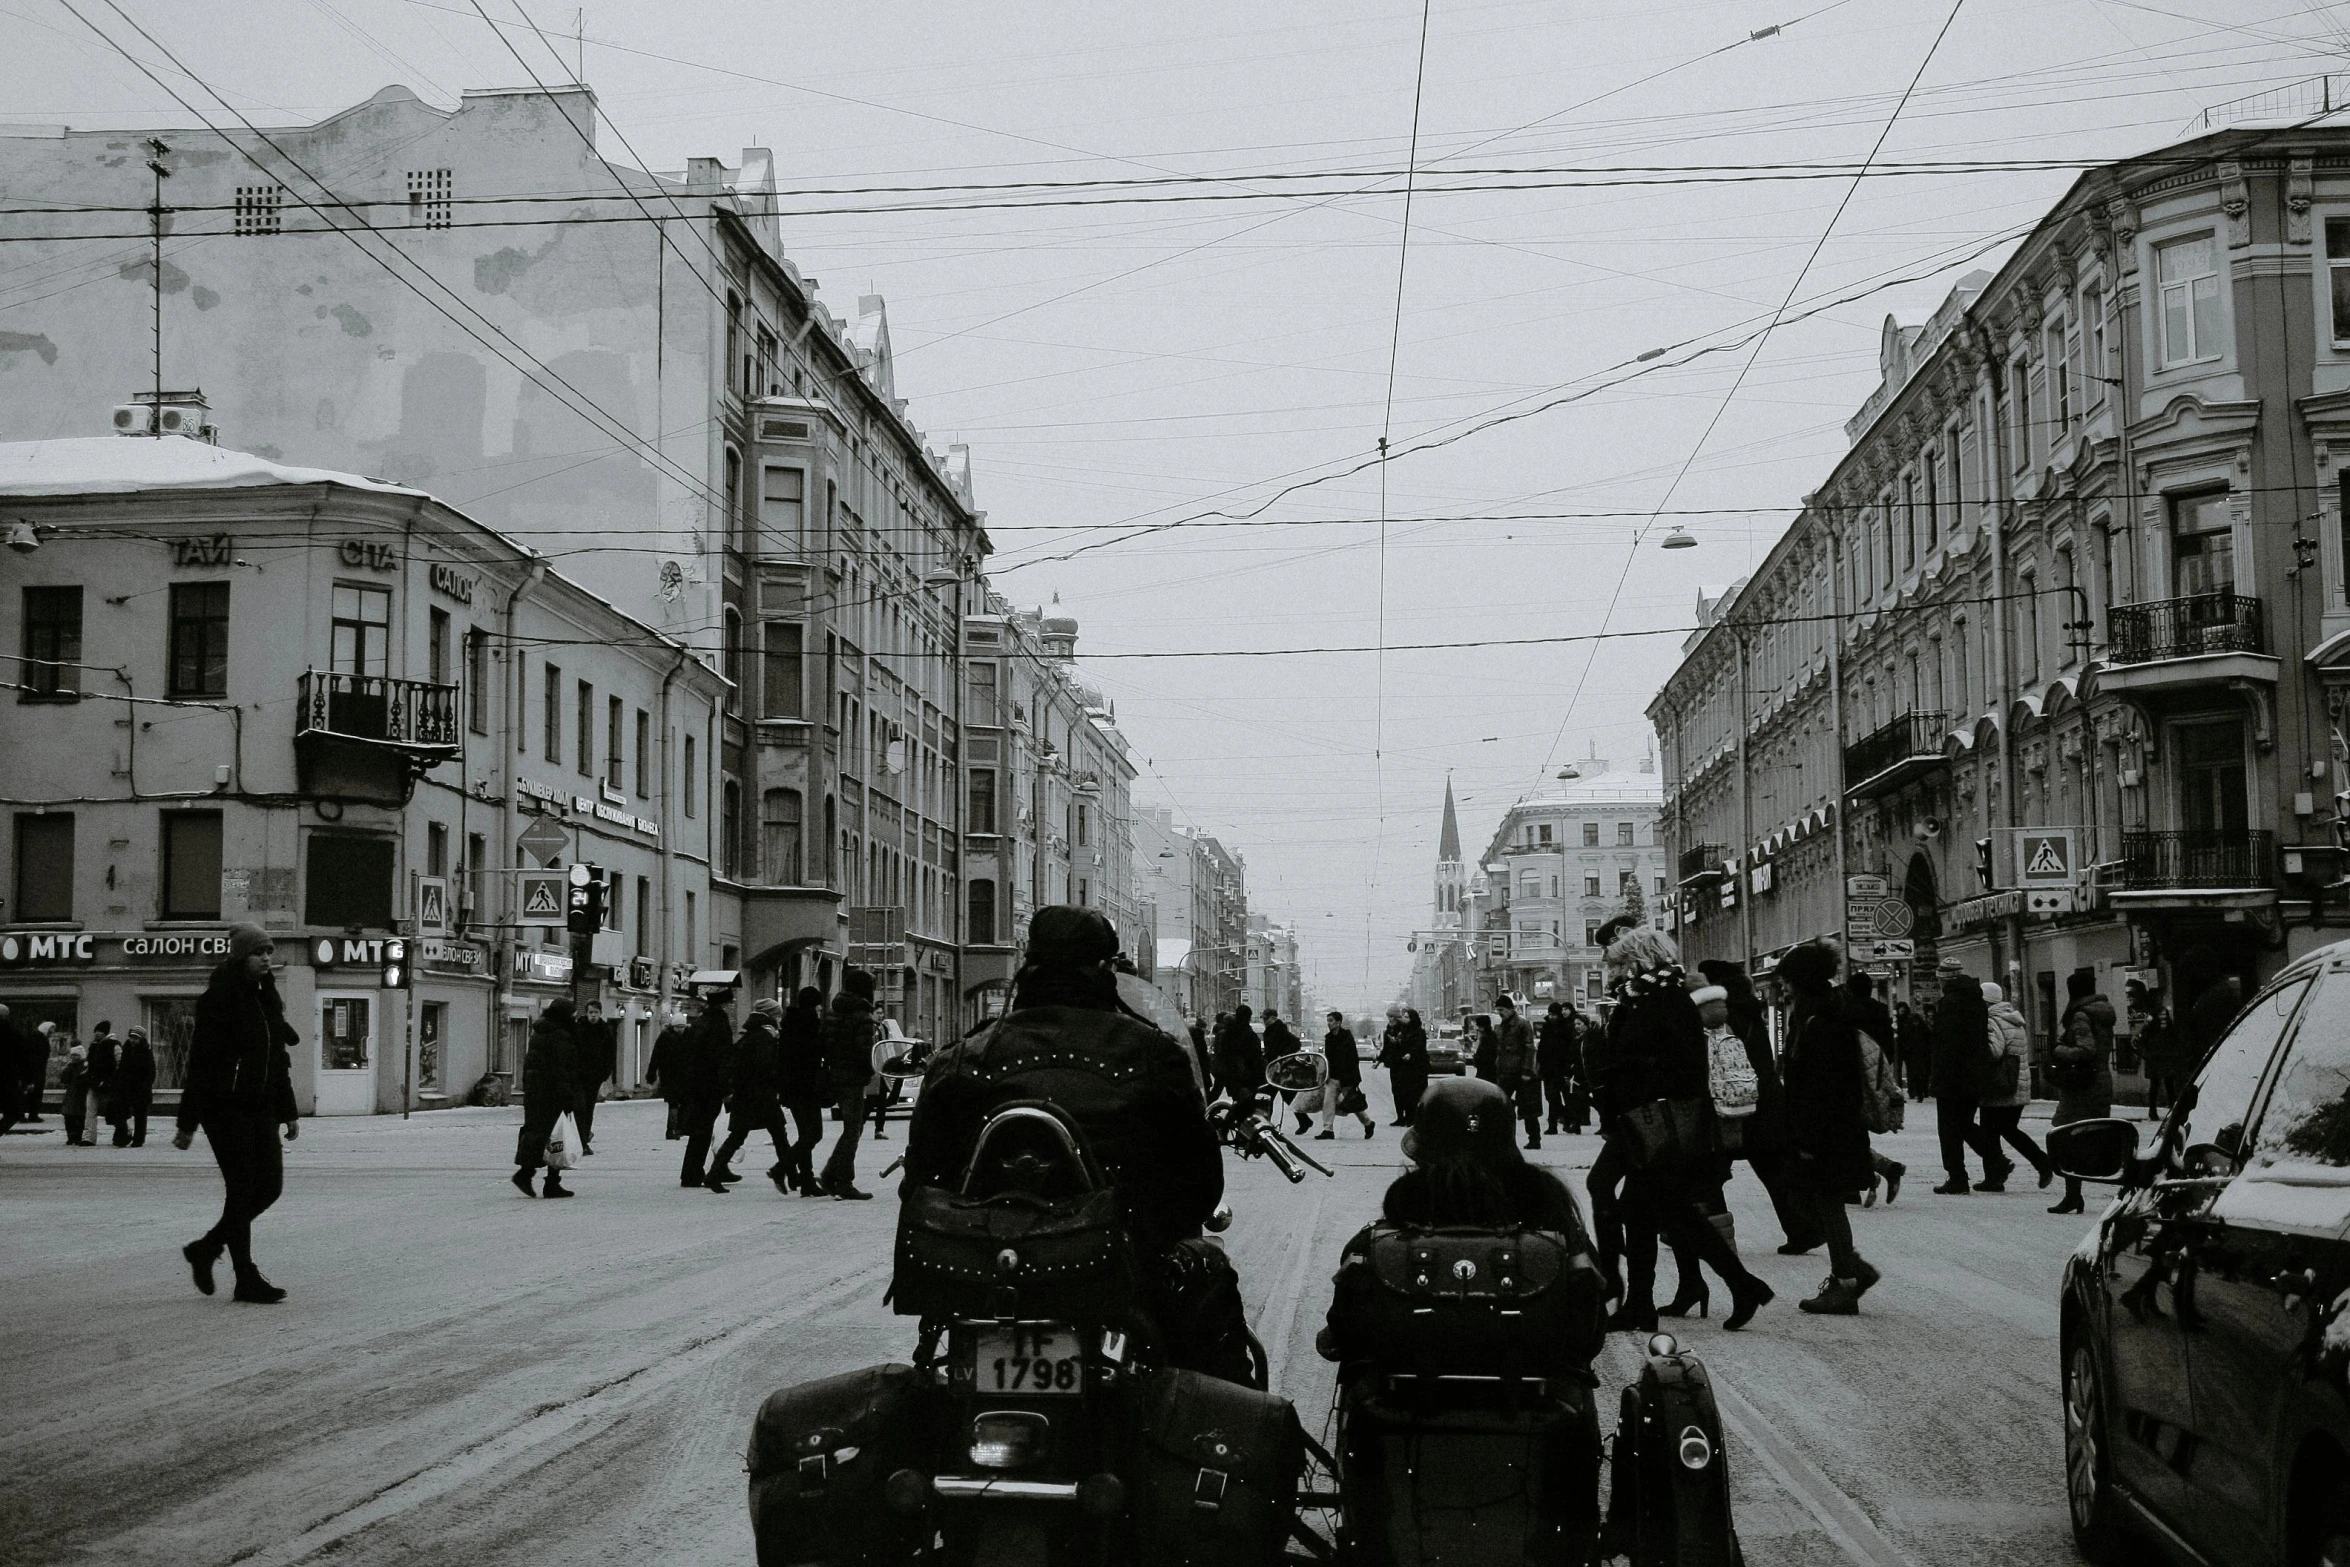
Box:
left=416, top=876, right=448, bottom=937
left=2017, top=828, right=2077, bottom=885
left=520, top=873, right=566, bottom=922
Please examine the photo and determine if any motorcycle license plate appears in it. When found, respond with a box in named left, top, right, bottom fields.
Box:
left=970, top=1325, right=1083, bottom=1396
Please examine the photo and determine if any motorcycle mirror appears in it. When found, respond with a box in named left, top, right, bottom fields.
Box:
left=1264, top=1051, right=1331, bottom=1094
left=875, top=1048, right=930, bottom=1082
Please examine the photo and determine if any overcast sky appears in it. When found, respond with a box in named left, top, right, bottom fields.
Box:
left=9, top=0, right=2344, bottom=1008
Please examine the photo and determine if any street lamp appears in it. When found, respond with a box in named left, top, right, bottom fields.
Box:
left=1662, top=526, right=1697, bottom=550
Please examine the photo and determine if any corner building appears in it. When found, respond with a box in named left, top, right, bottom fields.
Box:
left=1651, top=126, right=2350, bottom=1076
left=0, top=437, right=724, bottom=1113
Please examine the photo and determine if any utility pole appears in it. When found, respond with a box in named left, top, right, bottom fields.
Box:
left=144, top=138, right=170, bottom=427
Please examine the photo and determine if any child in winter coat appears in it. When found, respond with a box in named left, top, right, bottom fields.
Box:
left=1975, top=984, right=2052, bottom=1190
left=59, top=1043, right=92, bottom=1145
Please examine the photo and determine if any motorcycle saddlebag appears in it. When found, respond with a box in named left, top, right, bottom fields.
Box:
left=1605, top=1347, right=1737, bottom=1567
left=1333, top=1226, right=1606, bottom=1378
left=746, top=1363, right=933, bottom=1566
left=892, top=1182, right=1142, bottom=1322
left=1340, top=1376, right=1601, bottom=1567
left=1128, top=1366, right=1304, bottom=1567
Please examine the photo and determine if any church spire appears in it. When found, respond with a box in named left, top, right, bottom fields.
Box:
left=1438, top=775, right=1461, bottom=864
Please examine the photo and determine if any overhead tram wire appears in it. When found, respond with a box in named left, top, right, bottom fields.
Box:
left=1531, top=0, right=1973, bottom=790
left=1368, top=0, right=1435, bottom=1007
left=64, top=0, right=738, bottom=528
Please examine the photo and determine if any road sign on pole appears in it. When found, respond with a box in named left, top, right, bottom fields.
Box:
left=517, top=815, right=570, bottom=868
left=519, top=873, right=566, bottom=923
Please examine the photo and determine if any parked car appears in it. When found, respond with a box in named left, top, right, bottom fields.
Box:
left=2051, top=938, right=2350, bottom=1567
left=1426, top=1023, right=1466, bottom=1076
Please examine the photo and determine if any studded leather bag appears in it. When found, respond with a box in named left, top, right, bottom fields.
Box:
left=1328, top=1224, right=1605, bottom=1380
left=890, top=1099, right=1142, bottom=1322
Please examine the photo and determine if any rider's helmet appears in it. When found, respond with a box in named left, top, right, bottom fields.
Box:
left=1400, top=1075, right=1518, bottom=1168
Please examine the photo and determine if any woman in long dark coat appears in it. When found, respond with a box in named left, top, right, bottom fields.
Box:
left=2047, top=973, right=2116, bottom=1216
left=513, top=999, right=580, bottom=1198
left=1776, top=942, right=1883, bottom=1314
left=113, top=1027, right=157, bottom=1146
left=1375, top=1009, right=1429, bottom=1126
left=1599, top=927, right=1771, bottom=1333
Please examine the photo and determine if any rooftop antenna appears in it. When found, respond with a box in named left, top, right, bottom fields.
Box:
left=144, top=138, right=170, bottom=432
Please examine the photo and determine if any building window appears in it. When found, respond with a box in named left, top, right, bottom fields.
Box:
left=725, top=294, right=741, bottom=399
left=1617, top=821, right=1635, bottom=846
left=21, top=585, right=81, bottom=699
left=606, top=694, right=624, bottom=788
left=1584, top=919, right=1600, bottom=946
left=1922, top=452, right=1940, bottom=553
left=2021, top=572, right=2042, bottom=682
left=331, top=584, right=391, bottom=677
left=233, top=184, right=283, bottom=235
left=2172, top=491, right=2235, bottom=597
left=542, top=664, right=561, bottom=762
left=2084, top=287, right=2107, bottom=402
left=1581, top=873, right=1599, bottom=896
left=1901, top=472, right=1917, bottom=569
left=160, top=812, right=223, bottom=920
left=1582, top=821, right=1600, bottom=846
left=426, top=606, right=450, bottom=687
left=968, top=661, right=998, bottom=725
left=405, top=167, right=452, bottom=228
left=2156, top=233, right=2223, bottom=367
left=723, top=448, right=743, bottom=549
left=167, top=582, right=230, bottom=698
left=515, top=652, right=528, bottom=753
left=722, top=608, right=743, bottom=710
left=683, top=734, right=698, bottom=818
left=306, top=832, right=394, bottom=928
left=761, top=621, right=804, bottom=719
left=721, top=777, right=742, bottom=880
left=466, top=629, right=489, bottom=734
left=576, top=680, right=593, bottom=776
left=13, top=812, right=73, bottom=921
left=2049, top=321, right=2071, bottom=431
left=1953, top=618, right=1970, bottom=713
left=2057, top=546, right=2079, bottom=666
left=969, top=769, right=997, bottom=834
left=1537, top=823, right=1552, bottom=844
left=762, top=788, right=803, bottom=883
left=2329, top=218, right=2350, bottom=343
left=968, top=878, right=998, bottom=946
left=635, top=876, right=650, bottom=957
left=466, top=833, right=485, bottom=923
left=426, top=821, right=448, bottom=877
left=686, top=890, right=697, bottom=964
left=635, top=709, right=650, bottom=797
left=762, top=466, right=805, bottom=547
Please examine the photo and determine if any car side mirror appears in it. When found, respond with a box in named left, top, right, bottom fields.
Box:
left=2047, top=1117, right=2142, bottom=1184
left=1264, top=1051, right=1330, bottom=1094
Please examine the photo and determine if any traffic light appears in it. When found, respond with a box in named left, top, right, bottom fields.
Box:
left=1974, top=836, right=1995, bottom=891
left=567, top=862, right=605, bottom=936
left=380, top=937, right=410, bottom=991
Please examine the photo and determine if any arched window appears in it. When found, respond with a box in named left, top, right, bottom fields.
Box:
left=968, top=878, right=998, bottom=946
left=762, top=788, right=803, bottom=884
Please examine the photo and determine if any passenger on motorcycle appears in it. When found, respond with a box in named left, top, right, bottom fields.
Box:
left=898, top=906, right=1257, bottom=1384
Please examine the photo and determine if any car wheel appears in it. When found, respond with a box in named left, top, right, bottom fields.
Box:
left=2064, top=1341, right=2129, bottom=1563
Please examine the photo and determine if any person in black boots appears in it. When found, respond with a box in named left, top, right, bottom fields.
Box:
left=1494, top=994, right=1541, bottom=1150
left=817, top=969, right=878, bottom=1199
left=1598, top=925, right=1772, bottom=1333
left=1538, top=1002, right=1578, bottom=1135
left=776, top=986, right=830, bottom=1196
left=2048, top=972, right=2116, bottom=1215
left=1317, top=1010, right=1376, bottom=1139
left=1929, top=969, right=2006, bottom=1193
left=1977, top=983, right=2054, bottom=1190
left=710, top=998, right=793, bottom=1193
left=572, top=999, right=617, bottom=1156
left=1776, top=942, right=1883, bottom=1315
left=678, top=989, right=737, bottom=1189
left=1375, top=1007, right=1429, bottom=1126
left=174, top=925, right=300, bottom=1302
left=513, top=998, right=580, bottom=1198
left=114, top=1026, right=156, bottom=1146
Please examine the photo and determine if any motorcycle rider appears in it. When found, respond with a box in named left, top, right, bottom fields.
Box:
left=899, top=906, right=1251, bottom=1384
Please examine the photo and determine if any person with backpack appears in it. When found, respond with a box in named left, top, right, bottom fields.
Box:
left=1975, top=983, right=2053, bottom=1190
left=1842, top=974, right=1911, bottom=1206
left=1697, top=959, right=1822, bottom=1255
left=1929, top=970, right=2009, bottom=1194
left=2047, top=972, right=2116, bottom=1215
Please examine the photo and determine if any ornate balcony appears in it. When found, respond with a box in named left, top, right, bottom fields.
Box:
left=2116, top=829, right=2275, bottom=892
left=1677, top=844, right=1727, bottom=886
left=2107, top=593, right=2262, bottom=664
left=294, top=671, right=459, bottom=804
left=1844, top=710, right=1947, bottom=800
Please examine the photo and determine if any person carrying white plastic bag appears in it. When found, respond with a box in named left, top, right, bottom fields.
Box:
left=512, top=998, right=582, bottom=1198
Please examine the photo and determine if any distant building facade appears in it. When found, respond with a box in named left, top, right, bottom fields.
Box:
left=1468, top=758, right=1666, bottom=1009
left=0, top=437, right=723, bottom=1112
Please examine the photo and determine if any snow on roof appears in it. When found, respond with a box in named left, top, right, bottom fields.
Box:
left=0, top=437, right=421, bottom=499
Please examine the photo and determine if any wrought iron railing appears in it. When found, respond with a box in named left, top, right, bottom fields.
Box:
left=1677, top=844, right=1725, bottom=883
left=2117, top=829, right=2274, bottom=890
left=2105, top=593, right=2263, bottom=664
left=296, top=670, right=460, bottom=749
left=1844, top=710, right=1947, bottom=786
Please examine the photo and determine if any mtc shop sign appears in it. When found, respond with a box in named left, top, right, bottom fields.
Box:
left=310, top=936, right=406, bottom=969
left=0, top=929, right=236, bottom=967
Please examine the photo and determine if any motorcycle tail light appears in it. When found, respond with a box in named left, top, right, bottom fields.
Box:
left=969, top=1411, right=1050, bottom=1470
left=1677, top=1426, right=1713, bottom=1470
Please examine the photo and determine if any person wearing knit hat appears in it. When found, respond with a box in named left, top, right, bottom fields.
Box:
left=175, top=926, right=300, bottom=1303
left=114, top=1026, right=157, bottom=1146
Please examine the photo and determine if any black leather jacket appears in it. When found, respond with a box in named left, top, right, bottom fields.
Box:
left=901, top=991, right=1224, bottom=1255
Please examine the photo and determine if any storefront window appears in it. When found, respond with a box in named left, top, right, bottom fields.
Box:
left=142, top=997, right=199, bottom=1090
left=321, top=995, right=371, bottom=1071
left=418, top=1001, right=444, bottom=1093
